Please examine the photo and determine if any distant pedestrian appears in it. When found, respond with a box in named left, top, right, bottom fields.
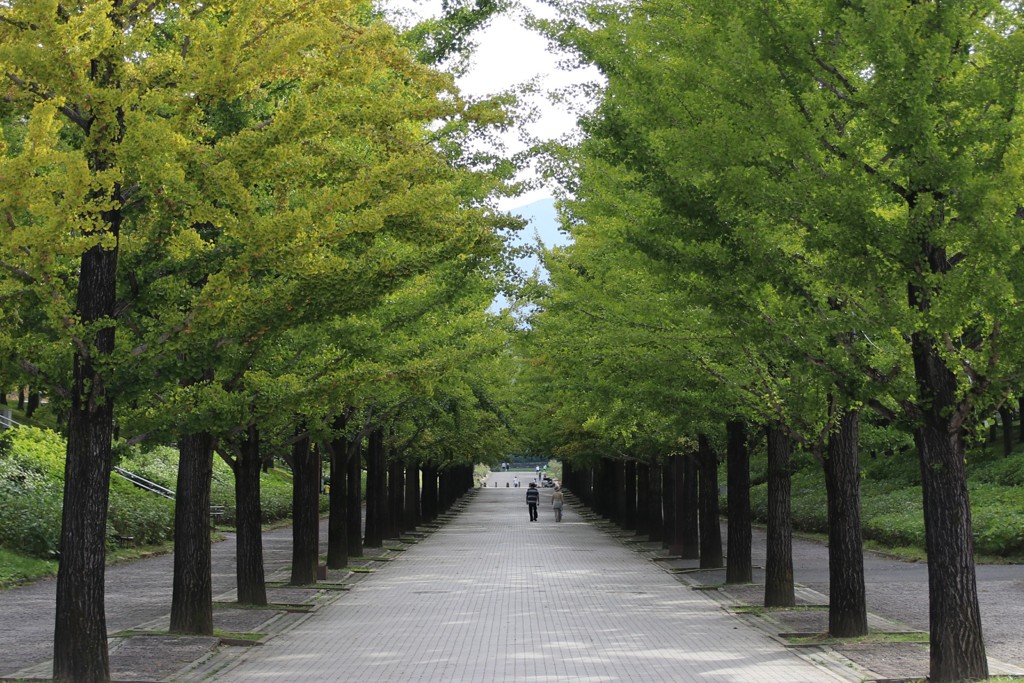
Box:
left=551, top=486, right=564, bottom=522
left=513, top=476, right=519, bottom=488
left=526, top=482, right=540, bottom=521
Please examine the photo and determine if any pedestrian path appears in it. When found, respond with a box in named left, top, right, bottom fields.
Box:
left=202, top=472, right=847, bottom=683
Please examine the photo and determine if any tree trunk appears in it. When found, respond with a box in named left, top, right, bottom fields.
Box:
left=999, top=406, right=1013, bottom=457
left=647, top=457, right=664, bottom=542
left=363, top=429, right=385, bottom=547
left=613, top=460, right=626, bottom=527
left=290, top=435, right=320, bottom=585
left=234, top=425, right=266, bottom=605
left=53, top=238, right=119, bottom=683
left=1018, top=397, right=1024, bottom=445
left=405, top=462, right=420, bottom=533
left=439, top=467, right=453, bottom=512
left=581, top=462, right=594, bottom=512
left=327, top=430, right=349, bottom=570
left=618, top=462, right=634, bottom=532
left=764, top=424, right=794, bottom=607
left=421, top=463, right=438, bottom=524
left=912, top=328, right=988, bottom=681
left=170, top=431, right=214, bottom=634
left=824, top=409, right=867, bottom=637
left=591, top=458, right=608, bottom=518
left=635, top=462, right=650, bottom=536
left=680, top=451, right=699, bottom=559
left=346, top=438, right=363, bottom=558
left=387, top=457, right=404, bottom=539
left=25, top=391, right=40, bottom=418
left=726, top=420, right=752, bottom=584
left=668, top=455, right=684, bottom=555
left=697, top=434, right=723, bottom=569
left=661, top=459, right=675, bottom=550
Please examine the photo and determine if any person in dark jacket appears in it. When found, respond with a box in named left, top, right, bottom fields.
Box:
left=526, top=482, right=540, bottom=521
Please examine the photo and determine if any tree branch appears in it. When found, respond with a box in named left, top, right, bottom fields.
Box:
left=0, top=259, right=36, bottom=285
left=5, top=73, right=91, bottom=130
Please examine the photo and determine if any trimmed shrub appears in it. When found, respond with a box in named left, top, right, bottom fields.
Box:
left=1, top=426, right=348, bottom=559
left=0, top=428, right=65, bottom=558
left=861, top=449, right=920, bottom=487
left=971, top=453, right=1024, bottom=487
left=118, top=443, right=310, bottom=525
left=0, top=476, right=62, bottom=558
left=107, top=477, right=175, bottom=547
left=0, top=426, right=66, bottom=481
left=968, top=483, right=1024, bottom=556
left=860, top=486, right=925, bottom=548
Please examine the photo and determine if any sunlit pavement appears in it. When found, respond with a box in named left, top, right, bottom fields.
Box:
left=204, top=471, right=847, bottom=683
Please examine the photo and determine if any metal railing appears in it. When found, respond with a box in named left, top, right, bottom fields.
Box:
left=112, top=466, right=175, bottom=500
left=0, top=410, right=21, bottom=430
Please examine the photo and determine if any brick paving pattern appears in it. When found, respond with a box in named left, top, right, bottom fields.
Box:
left=207, top=472, right=843, bottom=683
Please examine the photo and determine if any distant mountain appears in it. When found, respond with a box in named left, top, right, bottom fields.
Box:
left=507, top=197, right=571, bottom=280
left=490, top=197, right=570, bottom=314
left=508, top=197, right=569, bottom=250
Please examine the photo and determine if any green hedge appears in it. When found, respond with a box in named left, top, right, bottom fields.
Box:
left=107, top=477, right=175, bottom=546
left=0, top=476, right=63, bottom=558
left=747, top=449, right=1024, bottom=557
left=117, top=444, right=304, bottom=525
left=1, top=427, right=326, bottom=560
left=0, top=427, right=65, bottom=557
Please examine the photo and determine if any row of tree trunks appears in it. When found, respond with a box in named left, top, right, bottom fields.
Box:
left=437, top=464, right=472, bottom=512
left=59, top=387, right=467, bottom=678
left=559, top=399, right=983, bottom=681
left=569, top=451, right=719, bottom=568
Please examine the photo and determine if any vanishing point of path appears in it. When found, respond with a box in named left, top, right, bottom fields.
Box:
left=202, top=472, right=840, bottom=683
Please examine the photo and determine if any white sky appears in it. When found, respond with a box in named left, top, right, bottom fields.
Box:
left=382, top=0, right=600, bottom=209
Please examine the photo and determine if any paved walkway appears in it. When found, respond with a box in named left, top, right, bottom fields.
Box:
left=2, top=470, right=1020, bottom=682
left=200, top=472, right=845, bottom=683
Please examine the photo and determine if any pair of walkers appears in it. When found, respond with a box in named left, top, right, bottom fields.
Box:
left=525, top=482, right=564, bottom=522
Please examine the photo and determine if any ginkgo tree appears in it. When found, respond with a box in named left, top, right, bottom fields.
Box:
left=550, top=89, right=890, bottom=636
left=1, top=0, right=520, bottom=679
left=538, top=0, right=1024, bottom=679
